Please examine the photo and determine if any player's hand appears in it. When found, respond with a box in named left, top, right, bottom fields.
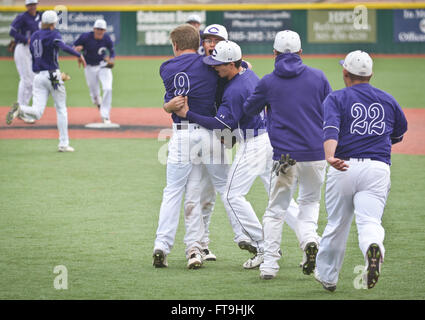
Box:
left=327, top=156, right=349, bottom=171
left=78, top=55, right=86, bottom=68
left=74, top=45, right=83, bottom=52
left=174, top=96, right=189, bottom=118
left=164, top=95, right=185, bottom=113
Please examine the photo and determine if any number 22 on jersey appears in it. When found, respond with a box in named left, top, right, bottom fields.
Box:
left=350, top=103, right=386, bottom=136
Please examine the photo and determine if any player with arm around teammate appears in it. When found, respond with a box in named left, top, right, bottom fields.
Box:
left=175, top=40, right=272, bottom=268
left=6, top=10, right=86, bottom=152
left=153, top=24, right=225, bottom=269
left=314, top=50, right=408, bottom=292
left=74, top=19, right=115, bottom=124
left=244, top=30, right=332, bottom=280
left=9, top=0, right=42, bottom=124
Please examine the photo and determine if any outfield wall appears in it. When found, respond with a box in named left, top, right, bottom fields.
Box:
left=1, top=3, right=425, bottom=56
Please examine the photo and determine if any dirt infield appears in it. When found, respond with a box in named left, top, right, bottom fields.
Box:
left=0, top=106, right=423, bottom=155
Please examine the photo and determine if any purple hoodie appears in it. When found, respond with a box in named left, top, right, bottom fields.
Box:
left=243, top=53, right=332, bottom=161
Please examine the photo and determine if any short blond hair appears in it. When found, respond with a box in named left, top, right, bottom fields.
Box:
left=170, top=24, right=199, bottom=52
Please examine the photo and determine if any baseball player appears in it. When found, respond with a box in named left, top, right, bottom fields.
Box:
left=191, top=25, right=301, bottom=264
left=74, top=19, right=115, bottom=124
left=315, top=50, right=408, bottom=291
left=153, top=24, right=225, bottom=269
left=243, top=30, right=332, bottom=280
left=175, top=40, right=272, bottom=268
left=6, top=10, right=86, bottom=152
left=153, top=24, right=263, bottom=269
left=9, top=0, right=42, bottom=124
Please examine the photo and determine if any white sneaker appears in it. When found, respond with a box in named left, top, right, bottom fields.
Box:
left=103, top=118, right=111, bottom=125
left=260, top=272, right=276, bottom=280
left=314, top=269, right=336, bottom=292
left=19, top=114, right=35, bottom=124
left=243, top=253, right=264, bottom=269
left=201, top=248, right=217, bottom=261
left=187, top=249, right=203, bottom=269
left=58, top=146, right=75, bottom=152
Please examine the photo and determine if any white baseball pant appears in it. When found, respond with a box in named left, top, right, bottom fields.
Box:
left=196, top=133, right=301, bottom=252
left=84, top=65, right=113, bottom=120
left=154, top=123, right=242, bottom=258
left=316, top=159, right=390, bottom=285
left=14, top=43, right=35, bottom=106
left=260, top=160, right=326, bottom=276
left=19, top=70, right=70, bottom=148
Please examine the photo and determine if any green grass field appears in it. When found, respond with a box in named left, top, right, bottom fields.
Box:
left=0, top=57, right=424, bottom=300
left=1, top=56, right=425, bottom=108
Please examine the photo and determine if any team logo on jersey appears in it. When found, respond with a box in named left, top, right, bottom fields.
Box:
left=98, top=46, right=107, bottom=56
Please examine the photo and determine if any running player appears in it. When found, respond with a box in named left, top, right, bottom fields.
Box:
left=6, top=10, right=86, bottom=152
left=244, top=30, right=332, bottom=279
left=9, top=0, right=42, bottom=124
left=314, top=50, right=408, bottom=291
left=74, top=19, right=115, bottom=124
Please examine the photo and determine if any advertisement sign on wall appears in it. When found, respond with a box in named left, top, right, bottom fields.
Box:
left=394, top=9, right=425, bottom=42
left=223, top=11, right=292, bottom=43
left=137, top=11, right=205, bottom=46
left=307, top=9, right=376, bottom=43
left=59, top=11, right=121, bottom=45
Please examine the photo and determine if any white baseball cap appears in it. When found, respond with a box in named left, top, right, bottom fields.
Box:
left=202, top=24, right=228, bottom=41
left=186, top=14, right=201, bottom=24
left=42, top=11, right=58, bottom=24
left=340, top=50, right=373, bottom=76
left=203, top=40, right=242, bottom=66
left=273, top=30, right=301, bottom=54
left=94, top=19, right=107, bottom=30
left=25, top=0, right=38, bottom=5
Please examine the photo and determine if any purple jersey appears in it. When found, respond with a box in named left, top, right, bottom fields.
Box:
left=160, top=53, right=218, bottom=123
left=73, top=32, right=115, bottom=66
left=10, top=11, right=41, bottom=44
left=30, top=29, right=81, bottom=72
left=215, top=69, right=266, bottom=139
left=244, top=53, right=332, bottom=161
left=323, top=83, right=408, bottom=165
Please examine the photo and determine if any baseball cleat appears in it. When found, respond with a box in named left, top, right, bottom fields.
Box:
left=302, top=242, right=318, bottom=275
left=238, top=241, right=257, bottom=255
left=243, top=253, right=264, bottom=269
left=187, top=252, right=203, bottom=269
left=201, top=248, right=217, bottom=261
left=314, top=269, right=336, bottom=292
left=6, top=102, right=20, bottom=125
left=152, top=249, right=168, bottom=268
left=260, top=272, right=276, bottom=280
left=58, top=146, right=75, bottom=152
left=103, top=118, right=111, bottom=125
left=19, top=114, right=36, bottom=124
left=366, top=243, right=382, bottom=289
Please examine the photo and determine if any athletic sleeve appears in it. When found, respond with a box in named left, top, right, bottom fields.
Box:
left=55, top=35, right=81, bottom=57
left=243, top=77, right=268, bottom=116
left=107, top=35, right=115, bottom=59
left=323, top=75, right=333, bottom=100
left=390, top=101, right=408, bottom=145
left=323, top=93, right=341, bottom=141
left=9, top=14, right=28, bottom=43
left=214, top=89, right=243, bottom=130
left=186, top=111, right=227, bottom=130
left=73, top=33, right=85, bottom=47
